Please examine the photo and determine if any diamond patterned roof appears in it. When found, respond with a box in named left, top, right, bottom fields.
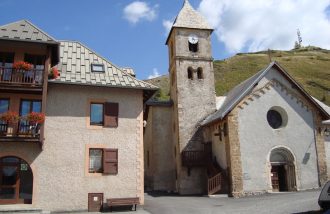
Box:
left=0, top=20, right=57, bottom=44
left=51, top=41, right=157, bottom=90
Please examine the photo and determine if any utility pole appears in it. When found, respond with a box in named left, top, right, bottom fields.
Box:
left=297, top=29, right=302, bottom=47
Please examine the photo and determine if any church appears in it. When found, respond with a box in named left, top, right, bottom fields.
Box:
left=144, top=0, right=330, bottom=197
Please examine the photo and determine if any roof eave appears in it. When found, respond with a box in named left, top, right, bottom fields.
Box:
left=0, top=37, right=59, bottom=45
left=272, top=62, right=330, bottom=120
left=48, top=80, right=159, bottom=91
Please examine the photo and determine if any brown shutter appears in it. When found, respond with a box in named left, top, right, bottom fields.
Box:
left=103, top=148, right=118, bottom=175
left=104, top=102, right=119, bottom=127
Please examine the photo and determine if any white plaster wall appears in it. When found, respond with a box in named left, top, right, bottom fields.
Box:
left=238, top=68, right=319, bottom=192
left=0, top=84, right=144, bottom=212
left=325, top=133, right=330, bottom=178
left=210, top=124, right=227, bottom=169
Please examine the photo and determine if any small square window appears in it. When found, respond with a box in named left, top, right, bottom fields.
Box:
left=91, top=64, right=105, bottom=72
left=87, top=148, right=118, bottom=175
left=89, top=148, right=103, bottom=173
left=90, top=103, right=104, bottom=126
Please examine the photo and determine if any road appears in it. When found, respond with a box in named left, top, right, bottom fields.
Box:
left=143, top=189, right=322, bottom=214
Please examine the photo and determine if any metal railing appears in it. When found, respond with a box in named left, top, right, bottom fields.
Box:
left=0, top=66, right=44, bottom=85
left=0, top=121, right=41, bottom=138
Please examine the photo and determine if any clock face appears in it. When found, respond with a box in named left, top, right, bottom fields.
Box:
left=188, top=34, right=199, bottom=44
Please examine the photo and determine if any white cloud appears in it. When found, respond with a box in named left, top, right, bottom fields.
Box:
left=198, top=0, right=330, bottom=53
left=162, top=19, right=173, bottom=35
left=123, top=1, right=158, bottom=24
left=148, top=68, right=161, bottom=79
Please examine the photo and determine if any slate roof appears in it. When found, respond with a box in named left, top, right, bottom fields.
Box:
left=173, top=0, right=212, bottom=30
left=0, top=20, right=58, bottom=44
left=166, top=0, right=212, bottom=44
left=51, top=41, right=158, bottom=90
left=201, top=61, right=330, bottom=126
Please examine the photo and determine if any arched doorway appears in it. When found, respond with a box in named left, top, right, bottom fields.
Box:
left=270, top=148, right=296, bottom=192
left=0, top=156, right=33, bottom=204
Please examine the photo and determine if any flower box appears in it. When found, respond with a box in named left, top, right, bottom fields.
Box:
left=25, top=112, right=45, bottom=124
left=0, top=111, right=20, bottom=124
left=13, top=61, right=33, bottom=71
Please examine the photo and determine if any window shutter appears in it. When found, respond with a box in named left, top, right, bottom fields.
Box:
left=103, top=148, right=118, bottom=175
left=104, top=102, right=119, bottom=127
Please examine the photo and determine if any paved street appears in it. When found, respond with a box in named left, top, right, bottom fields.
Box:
left=47, top=189, right=323, bottom=213
left=142, top=189, right=323, bottom=214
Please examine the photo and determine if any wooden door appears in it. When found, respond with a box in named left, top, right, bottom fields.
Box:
left=88, top=193, right=103, bottom=212
left=286, top=164, right=296, bottom=191
left=0, top=164, right=19, bottom=204
left=271, top=166, right=279, bottom=191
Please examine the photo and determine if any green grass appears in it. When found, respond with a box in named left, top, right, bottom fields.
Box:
left=146, top=46, right=330, bottom=105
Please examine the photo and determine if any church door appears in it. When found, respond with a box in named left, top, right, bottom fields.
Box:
left=270, top=148, right=296, bottom=192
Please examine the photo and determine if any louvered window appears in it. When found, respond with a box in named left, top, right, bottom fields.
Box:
left=90, top=102, right=118, bottom=127
left=88, top=148, right=118, bottom=174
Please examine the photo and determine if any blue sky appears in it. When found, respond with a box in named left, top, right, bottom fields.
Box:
left=1, top=0, right=330, bottom=80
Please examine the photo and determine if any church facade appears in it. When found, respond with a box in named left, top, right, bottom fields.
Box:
left=144, top=0, right=330, bottom=197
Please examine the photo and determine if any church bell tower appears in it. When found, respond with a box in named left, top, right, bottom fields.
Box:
left=166, top=0, right=216, bottom=194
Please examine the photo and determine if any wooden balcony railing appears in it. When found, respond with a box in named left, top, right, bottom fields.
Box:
left=0, top=121, right=42, bottom=141
left=0, top=66, right=44, bottom=86
left=208, top=172, right=222, bottom=195
left=182, top=150, right=207, bottom=167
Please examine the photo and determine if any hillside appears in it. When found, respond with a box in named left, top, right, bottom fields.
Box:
left=146, top=46, right=330, bottom=106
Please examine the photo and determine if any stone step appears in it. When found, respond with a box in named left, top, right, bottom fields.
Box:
left=0, top=205, right=44, bottom=213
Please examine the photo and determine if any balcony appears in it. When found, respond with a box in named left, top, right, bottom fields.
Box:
left=182, top=150, right=207, bottom=167
left=0, top=121, right=42, bottom=143
left=0, top=66, right=44, bottom=91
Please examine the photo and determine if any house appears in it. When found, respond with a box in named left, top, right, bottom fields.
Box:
left=0, top=20, right=157, bottom=212
left=144, top=0, right=330, bottom=197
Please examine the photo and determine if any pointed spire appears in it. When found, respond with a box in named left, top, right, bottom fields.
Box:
left=172, top=0, right=212, bottom=30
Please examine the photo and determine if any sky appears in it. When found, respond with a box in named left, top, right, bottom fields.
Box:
left=1, top=0, right=330, bottom=80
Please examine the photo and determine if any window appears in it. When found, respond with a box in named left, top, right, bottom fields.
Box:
left=88, top=148, right=118, bottom=174
left=267, top=110, right=282, bottom=129
left=90, top=102, right=119, bottom=127
left=24, top=54, right=45, bottom=83
left=91, top=64, right=105, bottom=72
left=0, top=52, right=14, bottom=81
left=188, top=68, right=193, bottom=80
left=0, top=99, right=9, bottom=114
left=24, top=54, right=45, bottom=70
left=267, top=107, right=287, bottom=129
left=90, top=103, right=104, bottom=126
left=89, top=149, right=103, bottom=173
left=189, top=42, right=198, bottom=52
left=197, top=67, right=203, bottom=79
left=19, top=100, right=42, bottom=133
left=20, top=100, right=41, bottom=116
left=0, top=99, right=9, bottom=133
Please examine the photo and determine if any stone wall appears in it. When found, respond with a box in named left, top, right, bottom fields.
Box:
left=144, top=105, right=176, bottom=192
left=168, top=28, right=216, bottom=195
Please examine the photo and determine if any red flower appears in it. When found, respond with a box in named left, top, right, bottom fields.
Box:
left=0, top=111, right=20, bottom=124
left=26, top=112, right=45, bottom=124
left=13, top=61, right=33, bottom=71
left=48, top=67, right=60, bottom=79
